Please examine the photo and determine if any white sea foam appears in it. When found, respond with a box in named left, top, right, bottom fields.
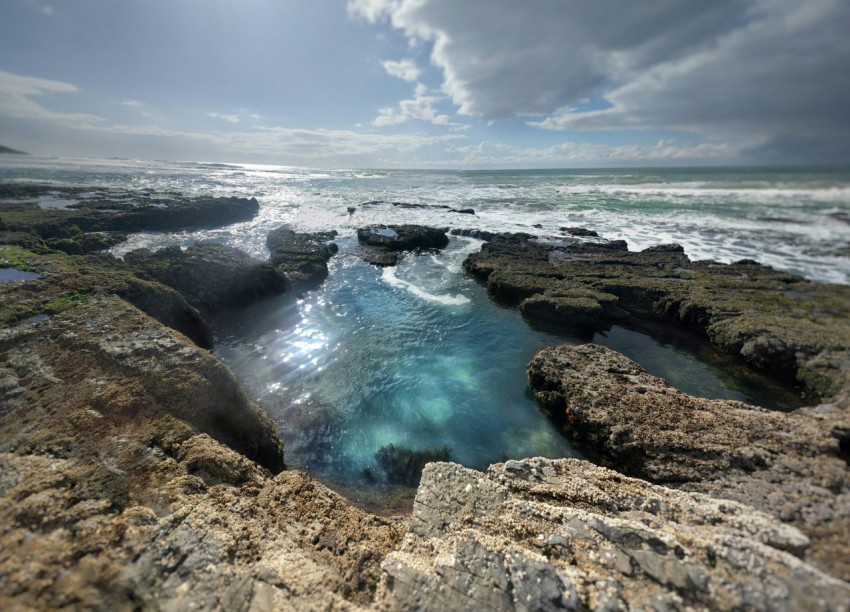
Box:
left=380, top=266, right=471, bottom=306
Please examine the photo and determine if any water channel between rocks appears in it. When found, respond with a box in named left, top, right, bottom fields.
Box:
left=213, top=237, right=804, bottom=511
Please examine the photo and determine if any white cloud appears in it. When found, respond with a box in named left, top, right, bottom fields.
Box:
left=380, top=138, right=737, bottom=168
left=0, top=70, right=103, bottom=124
left=381, top=58, right=421, bottom=82
left=122, top=99, right=144, bottom=107
left=349, top=0, right=850, bottom=162
left=207, top=112, right=241, bottom=124
left=373, top=83, right=454, bottom=127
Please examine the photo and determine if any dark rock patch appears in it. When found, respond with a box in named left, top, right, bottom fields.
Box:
left=125, top=242, right=290, bottom=312
left=266, top=227, right=338, bottom=291
left=356, top=225, right=448, bottom=267
left=374, top=444, right=451, bottom=487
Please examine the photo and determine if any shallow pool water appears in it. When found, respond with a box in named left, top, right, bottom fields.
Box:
left=214, top=237, right=801, bottom=503
left=0, top=268, right=40, bottom=283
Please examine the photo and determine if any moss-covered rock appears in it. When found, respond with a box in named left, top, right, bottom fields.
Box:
left=465, top=235, right=850, bottom=400
left=266, top=227, right=338, bottom=290
left=125, top=242, right=290, bottom=311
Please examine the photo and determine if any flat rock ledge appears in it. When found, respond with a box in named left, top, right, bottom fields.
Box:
left=376, top=459, right=850, bottom=611
left=357, top=225, right=449, bottom=266
left=464, top=236, right=850, bottom=400
left=528, top=343, right=850, bottom=582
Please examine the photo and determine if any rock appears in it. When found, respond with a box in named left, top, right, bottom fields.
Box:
left=463, top=235, right=850, bottom=400
left=1, top=187, right=261, bottom=237
left=527, top=344, right=850, bottom=580
left=451, top=208, right=475, bottom=215
left=46, top=232, right=128, bottom=255
left=0, top=247, right=213, bottom=348
left=374, top=444, right=451, bottom=486
left=125, top=242, right=290, bottom=312
left=643, top=243, right=685, bottom=253
left=560, top=227, right=599, bottom=237
left=520, top=288, right=619, bottom=332
left=265, top=227, right=338, bottom=291
left=356, top=225, right=449, bottom=267
left=374, top=459, right=850, bottom=610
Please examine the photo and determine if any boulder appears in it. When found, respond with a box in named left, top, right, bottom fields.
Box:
left=356, top=225, right=449, bottom=267
left=125, top=242, right=289, bottom=312
left=265, top=227, right=338, bottom=290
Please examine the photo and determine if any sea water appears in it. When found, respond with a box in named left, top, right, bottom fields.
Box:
left=1, top=157, right=847, bottom=502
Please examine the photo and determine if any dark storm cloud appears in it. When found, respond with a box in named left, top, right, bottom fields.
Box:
left=351, top=0, right=850, bottom=162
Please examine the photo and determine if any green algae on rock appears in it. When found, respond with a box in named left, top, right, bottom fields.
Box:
left=465, top=235, right=850, bottom=400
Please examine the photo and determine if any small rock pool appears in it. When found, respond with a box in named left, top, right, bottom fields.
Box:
left=0, top=268, right=40, bottom=283
left=214, top=238, right=803, bottom=511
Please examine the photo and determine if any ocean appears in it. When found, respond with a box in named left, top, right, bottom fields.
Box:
left=2, top=155, right=848, bottom=506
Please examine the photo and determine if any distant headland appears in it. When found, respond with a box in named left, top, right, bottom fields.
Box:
left=0, top=145, right=28, bottom=155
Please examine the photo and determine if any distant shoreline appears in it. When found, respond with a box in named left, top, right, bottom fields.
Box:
left=0, top=145, right=28, bottom=156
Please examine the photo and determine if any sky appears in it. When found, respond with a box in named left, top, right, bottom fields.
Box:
left=0, top=0, right=849, bottom=168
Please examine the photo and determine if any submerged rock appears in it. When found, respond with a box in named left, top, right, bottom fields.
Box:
left=528, top=344, right=850, bottom=581
left=356, top=224, right=449, bottom=267
left=374, top=444, right=451, bottom=486
left=125, top=242, right=290, bottom=311
left=560, top=226, right=599, bottom=237
left=46, top=232, right=128, bottom=255
left=265, top=227, right=338, bottom=290
left=375, top=458, right=850, bottom=610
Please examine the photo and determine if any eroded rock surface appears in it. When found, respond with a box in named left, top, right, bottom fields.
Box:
left=0, top=296, right=403, bottom=610
left=528, top=344, right=850, bottom=581
left=465, top=237, right=850, bottom=399
left=375, top=459, right=850, bottom=611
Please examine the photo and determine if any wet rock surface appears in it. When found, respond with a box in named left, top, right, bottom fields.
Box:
left=0, top=185, right=260, bottom=236
left=375, top=459, right=850, bottom=611
left=266, top=226, right=338, bottom=290
left=464, top=236, right=850, bottom=399
left=125, top=242, right=290, bottom=311
left=528, top=344, right=850, bottom=581
left=357, top=225, right=449, bottom=267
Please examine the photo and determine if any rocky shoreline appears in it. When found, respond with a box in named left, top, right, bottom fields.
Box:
left=2, top=188, right=849, bottom=609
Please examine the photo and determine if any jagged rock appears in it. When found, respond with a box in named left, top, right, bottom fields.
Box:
left=375, top=459, right=850, bottom=611
left=452, top=208, right=475, bottom=215
left=265, top=227, right=338, bottom=290
left=450, top=228, right=533, bottom=243
left=356, top=225, right=448, bottom=267
left=125, top=242, right=290, bottom=311
left=528, top=343, right=850, bottom=580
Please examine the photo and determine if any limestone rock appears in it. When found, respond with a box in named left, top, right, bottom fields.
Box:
left=375, top=459, right=850, bottom=611
left=528, top=343, right=850, bottom=580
